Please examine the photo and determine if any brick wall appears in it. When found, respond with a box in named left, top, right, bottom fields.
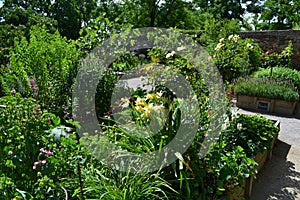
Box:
left=240, top=30, right=300, bottom=70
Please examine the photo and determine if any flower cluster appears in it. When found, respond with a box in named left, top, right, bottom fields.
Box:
left=29, top=78, right=39, bottom=97
left=214, top=38, right=225, bottom=51
left=33, top=148, right=53, bottom=170
left=228, top=34, right=240, bottom=42
left=118, top=91, right=167, bottom=126
left=213, top=35, right=262, bottom=82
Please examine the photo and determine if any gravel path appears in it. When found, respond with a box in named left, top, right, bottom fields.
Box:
left=238, top=108, right=300, bottom=200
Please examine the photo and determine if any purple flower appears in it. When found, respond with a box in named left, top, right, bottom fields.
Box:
left=29, top=78, right=35, bottom=86
left=11, top=89, right=16, bottom=94
left=32, top=86, right=39, bottom=91
left=33, top=93, right=38, bottom=97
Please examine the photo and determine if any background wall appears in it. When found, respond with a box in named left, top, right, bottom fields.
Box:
left=240, top=30, right=300, bottom=70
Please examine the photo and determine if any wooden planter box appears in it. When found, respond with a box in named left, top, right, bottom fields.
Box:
left=226, top=120, right=280, bottom=200
left=237, top=95, right=297, bottom=115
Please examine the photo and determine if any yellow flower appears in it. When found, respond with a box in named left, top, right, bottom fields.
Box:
left=136, top=97, right=146, bottom=106
left=143, top=103, right=154, bottom=116
left=219, top=38, right=225, bottom=43
left=146, top=93, right=154, bottom=100
left=135, top=105, right=143, bottom=112
left=214, top=43, right=224, bottom=51
left=151, top=57, right=160, bottom=63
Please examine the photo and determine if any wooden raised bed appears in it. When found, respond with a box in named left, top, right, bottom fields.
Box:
left=237, top=95, right=297, bottom=115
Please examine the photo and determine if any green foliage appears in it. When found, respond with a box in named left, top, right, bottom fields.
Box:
left=260, top=0, right=296, bottom=30
left=197, top=16, right=241, bottom=49
left=222, top=114, right=279, bottom=157
left=235, top=77, right=299, bottom=102
left=1, top=25, right=80, bottom=117
left=258, top=41, right=293, bottom=69
left=254, top=67, right=300, bottom=90
left=0, top=0, right=97, bottom=39
left=82, top=166, right=177, bottom=200
left=0, top=93, right=58, bottom=198
left=213, top=35, right=262, bottom=82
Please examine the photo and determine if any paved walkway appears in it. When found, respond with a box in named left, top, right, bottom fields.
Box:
left=238, top=108, right=300, bottom=200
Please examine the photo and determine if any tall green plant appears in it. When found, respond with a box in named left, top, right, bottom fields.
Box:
left=1, top=25, right=80, bottom=117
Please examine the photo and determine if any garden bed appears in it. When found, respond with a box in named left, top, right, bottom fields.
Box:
left=237, top=95, right=298, bottom=115
left=226, top=119, right=280, bottom=200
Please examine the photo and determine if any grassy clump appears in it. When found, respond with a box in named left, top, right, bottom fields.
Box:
left=235, top=77, right=299, bottom=102
left=254, top=67, right=300, bottom=89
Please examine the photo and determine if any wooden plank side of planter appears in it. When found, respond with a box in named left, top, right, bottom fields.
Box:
left=237, top=95, right=257, bottom=110
left=254, top=150, right=268, bottom=172
left=274, top=100, right=297, bottom=115
left=237, top=95, right=297, bottom=115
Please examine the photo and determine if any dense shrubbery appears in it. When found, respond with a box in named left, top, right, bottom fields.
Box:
left=1, top=26, right=80, bottom=117
left=213, top=34, right=262, bottom=82
left=254, top=67, right=300, bottom=89
left=0, top=18, right=284, bottom=200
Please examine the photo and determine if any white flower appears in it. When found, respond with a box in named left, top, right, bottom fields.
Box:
left=247, top=43, right=254, bottom=50
left=153, top=104, right=164, bottom=111
left=157, top=91, right=163, bottom=97
left=166, top=51, right=176, bottom=58
left=221, top=116, right=230, bottom=130
left=231, top=109, right=238, bottom=120
left=237, top=123, right=242, bottom=131
left=228, top=34, right=240, bottom=42
left=120, top=98, right=130, bottom=108
left=177, top=46, right=185, bottom=51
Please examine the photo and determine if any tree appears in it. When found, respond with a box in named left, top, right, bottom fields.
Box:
left=112, top=0, right=202, bottom=29
left=194, top=0, right=245, bottom=21
left=0, top=0, right=97, bottom=39
left=259, top=0, right=300, bottom=30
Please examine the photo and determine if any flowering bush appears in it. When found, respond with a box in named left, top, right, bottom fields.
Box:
left=0, top=93, right=59, bottom=198
left=1, top=26, right=80, bottom=118
left=213, top=34, right=262, bottom=82
left=259, top=41, right=293, bottom=69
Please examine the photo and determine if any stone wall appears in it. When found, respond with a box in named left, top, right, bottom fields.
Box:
left=240, top=30, right=300, bottom=70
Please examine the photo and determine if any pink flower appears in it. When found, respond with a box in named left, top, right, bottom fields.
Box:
left=41, top=160, right=46, bottom=164
left=34, top=161, right=41, bottom=165
left=11, top=89, right=16, bottom=94
left=33, top=165, right=36, bottom=170
left=40, top=148, right=53, bottom=156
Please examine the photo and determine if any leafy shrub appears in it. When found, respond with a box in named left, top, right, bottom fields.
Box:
left=235, top=77, right=299, bottom=102
left=213, top=35, right=262, bottom=82
left=254, top=67, right=300, bottom=89
left=1, top=25, right=80, bottom=117
left=258, top=41, right=293, bottom=69
left=222, top=114, right=279, bottom=157
left=0, top=93, right=58, bottom=198
left=203, top=113, right=279, bottom=198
